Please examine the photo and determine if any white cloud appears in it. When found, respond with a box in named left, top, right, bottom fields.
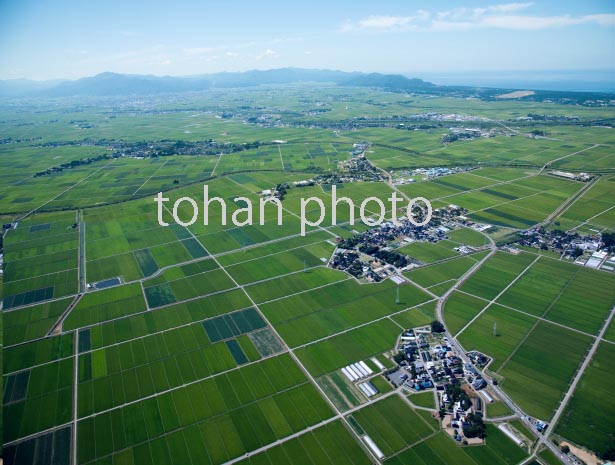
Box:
left=340, top=13, right=429, bottom=32
left=435, top=12, right=615, bottom=30
left=256, top=48, right=278, bottom=60
left=342, top=4, right=614, bottom=33
left=183, top=47, right=222, bottom=56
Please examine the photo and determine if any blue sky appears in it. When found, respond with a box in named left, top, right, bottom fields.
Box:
left=0, top=0, right=613, bottom=80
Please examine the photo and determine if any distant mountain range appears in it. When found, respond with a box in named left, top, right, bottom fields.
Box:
left=0, top=68, right=435, bottom=97
left=0, top=68, right=611, bottom=104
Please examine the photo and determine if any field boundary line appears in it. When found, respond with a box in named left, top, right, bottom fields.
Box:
left=494, top=268, right=582, bottom=374
left=455, top=255, right=541, bottom=338
left=546, top=304, right=615, bottom=436
left=292, top=298, right=437, bottom=350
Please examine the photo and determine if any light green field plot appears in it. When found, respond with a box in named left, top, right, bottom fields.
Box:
left=443, top=292, right=487, bottom=336
left=78, top=318, right=249, bottom=416
left=217, top=230, right=332, bottom=267
left=458, top=251, right=536, bottom=301
left=538, top=448, right=562, bottom=465
left=497, top=259, right=615, bottom=334
left=497, top=322, right=593, bottom=420
left=235, top=421, right=370, bottom=465
left=486, top=401, right=512, bottom=418
left=385, top=425, right=528, bottom=465
left=458, top=304, right=536, bottom=372
left=405, top=252, right=487, bottom=289
left=391, top=301, right=436, bottom=329
left=77, top=354, right=334, bottom=465
left=555, top=342, right=615, bottom=458
left=261, top=277, right=431, bottom=347
left=245, top=266, right=347, bottom=304
left=447, top=227, right=490, bottom=247
left=144, top=267, right=236, bottom=307
left=225, top=240, right=334, bottom=284
left=556, top=174, right=615, bottom=231
left=409, top=391, right=436, bottom=409
left=352, top=395, right=435, bottom=457
left=2, top=213, right=79, bottom=307
left=399, top=240, right=460, bottom=263
left=295, top=318, right=400, bottom=377
left=63, top=282, right=146, bottom=330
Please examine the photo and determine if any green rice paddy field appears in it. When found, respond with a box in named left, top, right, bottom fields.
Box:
left=3, top=86, right=614, bottom=464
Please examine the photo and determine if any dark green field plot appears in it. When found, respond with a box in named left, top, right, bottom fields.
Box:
left=3, top=297, right=72, bottom=346
left=77, top=354, right=333, bottom=465
left=4, top=358, right=73, bottom=443
left=133, top=248, right=158, bottom=277
left=353, top=395, right=434, bottom=457
left=84, top=289, right=251, bottom=351
left=63, top=282, right=146, bottom=330
left=226, top=339, right=249, bottom=364
left=144, top=268, right=235, bottom=307
left=4, top=333, right=74, bottom=374
left=237, top=420, right=371, bottom=465
left=180, top=236, right=208, bottom=258
left=2, top=285, right=56, bottom=310
left=4, top=371, right=30, bottom=404
left=77, top=320, right=243, bottom=416
left=3, top=425, right=71, bottom=465
left=202, top=308, right=267, bottom=342
left=143, top=282, right=176, bottom=307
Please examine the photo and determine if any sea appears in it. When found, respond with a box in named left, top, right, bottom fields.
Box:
left=414, top=69, right=615, bottom=93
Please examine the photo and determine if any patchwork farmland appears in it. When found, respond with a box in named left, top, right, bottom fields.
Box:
left=2, top=82, right=615, bottom=465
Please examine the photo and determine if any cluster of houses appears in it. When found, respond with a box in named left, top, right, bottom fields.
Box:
left=515, top=228, right=615, bottom=272
left=393, top=166, right=475, bottom=184
left=329, top=206, right=477, bottom=281
left=441, top=127, right=498, bottom=144
left=549, top=170, right=593, bottom=182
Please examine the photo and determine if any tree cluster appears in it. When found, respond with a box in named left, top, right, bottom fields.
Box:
left=463, top=413, right=486, bottom=439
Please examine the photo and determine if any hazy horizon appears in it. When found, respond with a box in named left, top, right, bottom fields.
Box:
left=3, top=67, right=614, bottom=94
